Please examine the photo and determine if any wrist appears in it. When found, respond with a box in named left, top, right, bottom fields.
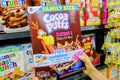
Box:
left=86, top=65, right=97, bottom=75
left=87, top=67, right=99, bottom=79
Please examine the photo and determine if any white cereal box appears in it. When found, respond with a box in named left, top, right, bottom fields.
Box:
left=23, top=43, right=35, bottom=80
left=0, top=45, right=26, bottom=80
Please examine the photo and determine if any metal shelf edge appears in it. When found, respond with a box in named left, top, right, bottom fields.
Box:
left=0, top=31, right=30, bottom=40
left=81, top=26, right=104, bottom=31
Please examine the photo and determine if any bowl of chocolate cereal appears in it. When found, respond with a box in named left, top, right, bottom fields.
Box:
left=1, top=6, right=29, bottom=33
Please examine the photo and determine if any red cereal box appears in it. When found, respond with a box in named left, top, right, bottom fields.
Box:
left=85, top=0, right=102, bottom=26
left=82, top=33, right=100, bottom=65
left=65, top=0, right=85, bottom=27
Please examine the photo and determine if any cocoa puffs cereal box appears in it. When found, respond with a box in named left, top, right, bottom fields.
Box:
left=0, top=45, right=26, bottom=80
left=28, top=5, right=84, bottom=79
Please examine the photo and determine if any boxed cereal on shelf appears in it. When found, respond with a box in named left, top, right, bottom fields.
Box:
left=119, top=66, right=120, bottom=80
left=23, top=43, right=35, bottom=80
left=34, top=0, right=65, bottom=6
left=82, top=33, right=100, bottom=65
left=0, top=45, right=26, bottom=80
left=85, top=0, right=102, bottom=26
left=28, top=5, right=84, bottom=79
left=65, top=0, right=85, bottom=27
left=0, top=0, right=32, bottom=33
left=107, top=64, right=118, bottom=80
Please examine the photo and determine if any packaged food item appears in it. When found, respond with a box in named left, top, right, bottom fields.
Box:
left=34, top=0, right=64, bottom=6
left=28, top=5, right=84, bottom=79
left=99, top=67, right=108, bottom=77
left=0, top=45, right=26, bottom=80
left=82, top=33, right=100, bottom=65
left=118, top=66, right=120, bottom=80
left=102, top=0, right=108, bottom=25
left=79, top=0, right=85, bottom=27
left=104, top=43, right=120, bottom=65
left=107, top=64, right=118, bottom=80
left=0, top=0, right=32, bottom=33
left=23, top=43, right=35, bottom=80
left=110, top=28, right=120, bottom=39
left=65, top=0, right=85, bottom=27
left=85, top=0, right=102, bottom=26
left=105, top=0, right=120, bottom=28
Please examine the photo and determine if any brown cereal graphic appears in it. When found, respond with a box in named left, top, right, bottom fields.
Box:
left=1, top=6, right=28, bottom=28
left=2, top=67, right=25, bottom=80
left=32, top=21, right=55, bottom=54
left=50, top=61, right=77, bottom=72
left=57, top=35, right=81, bottom=51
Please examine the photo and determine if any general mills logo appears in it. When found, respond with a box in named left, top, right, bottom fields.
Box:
left=29, top=8, right=33, bottom=12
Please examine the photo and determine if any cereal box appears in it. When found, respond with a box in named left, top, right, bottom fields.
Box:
left=23, top=43, right=35, bottom=80
left=65, top=0, right=85, bottom=26
left=107, top=64, right=118, bottom=80
left=28, top=5, right=84, bottom=79
left=34, top=0, right=65, bottom=6
left=0, top=0, right=32, bottom=33
left=85, top=0, right=102, bottom=26
left=102, top=0, right=108, bottom=25
left=118, top=66, right=120, bottom=80
left=82, top=33, right=100, bottom=65
left=0, top=45, right=26, bottom=80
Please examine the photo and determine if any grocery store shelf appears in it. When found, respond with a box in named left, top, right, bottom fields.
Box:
left=0, top=26, right=104, bottom=40
left=61, top=72, right=86, bottom=80
left=0, top=31, right=30, bottom=40
left=60, top=64, right=108, bottom=80
left=81, top=26, right=104, bottom=31
left=96, top=64, right=108, bottom=70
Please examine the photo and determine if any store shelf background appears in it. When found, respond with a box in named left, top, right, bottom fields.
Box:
left=0, top=26, right=104, bottom=40
left=0, top=26, right=106, bottom=79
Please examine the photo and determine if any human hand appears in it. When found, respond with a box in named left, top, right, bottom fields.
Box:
left=78, top=53, right=96, bottom=75
left=32, top=75, right=39, bottom=80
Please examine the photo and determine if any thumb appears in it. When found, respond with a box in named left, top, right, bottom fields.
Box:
left=32, top=75, right=39, bottom=80
left=78, top=56, right=86, bottom=63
